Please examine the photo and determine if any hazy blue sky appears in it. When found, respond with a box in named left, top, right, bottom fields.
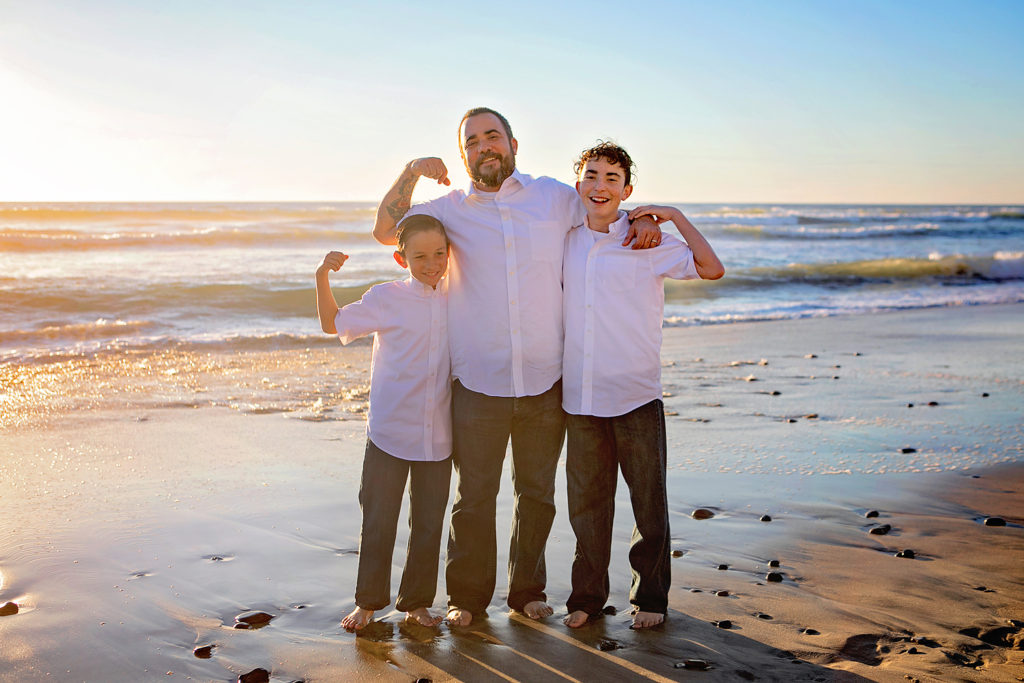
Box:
left=2, top=0, right=1022, bottom=203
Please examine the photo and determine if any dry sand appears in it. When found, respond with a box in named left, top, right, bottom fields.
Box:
left=1, top=304, right=1022, bottom=682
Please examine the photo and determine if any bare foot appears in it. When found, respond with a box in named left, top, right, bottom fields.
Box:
left=632, top=610, right=664, bottom=629
left=522, top=600, right=554, bottom=619
left=341, top=606, right=374, bottom=631
left=446, top=606, right=473, bottom=627
left=563, top=610, right=589, bottom=628
left=405, top=607, right=442, bottom=627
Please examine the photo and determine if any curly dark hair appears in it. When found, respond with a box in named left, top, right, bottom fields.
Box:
left=574, top=141, right=636, bottom=187
left=396, top=214, right=449, bottom=254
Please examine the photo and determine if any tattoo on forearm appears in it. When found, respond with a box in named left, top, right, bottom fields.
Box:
left=386, top=173, right=417, bottom=222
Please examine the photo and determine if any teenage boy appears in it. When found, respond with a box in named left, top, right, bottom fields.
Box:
left=561, top=141, right=724, bottom=630
left=371, top=109, right=661, bottom=626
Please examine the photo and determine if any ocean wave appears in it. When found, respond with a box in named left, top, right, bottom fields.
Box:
left=721, top=222, right=942, bottom=239
left=765, top=253, right=1024, bottom=283
left=0, top=202, right=377, bottom=224
left=0, top=319, right=154, bottom=345
left=0, top=281, right=379, bottom=317
left=0, top=224, right=378, bottom=251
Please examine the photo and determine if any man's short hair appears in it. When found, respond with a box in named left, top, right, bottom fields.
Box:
left=458, top=107, right=514, bottom=150
left=574, top=140, right=636, bottom=187
left=396, top=214, right=449, bottom=253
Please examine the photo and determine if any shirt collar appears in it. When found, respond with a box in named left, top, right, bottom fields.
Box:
left=467, top=168, right=529, bottom=199
left=584, top=210, right=630, bottom=239
left=404, top=275, right=443, bottom=297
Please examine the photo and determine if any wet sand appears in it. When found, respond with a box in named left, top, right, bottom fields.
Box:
left=1, top=304, right=1022, bottom=682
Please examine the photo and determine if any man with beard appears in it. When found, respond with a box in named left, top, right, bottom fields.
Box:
left=371, top=107, right=660, bottom=627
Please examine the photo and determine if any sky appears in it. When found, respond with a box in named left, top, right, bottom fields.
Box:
left=1, top=0, right=1022, bottom=204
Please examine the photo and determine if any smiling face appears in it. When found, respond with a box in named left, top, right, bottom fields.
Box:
left=460, top=112, right=518, bottom=191
left=576, top=157, right=633, bottom=231
left=394, top=228, right=449, bottom=289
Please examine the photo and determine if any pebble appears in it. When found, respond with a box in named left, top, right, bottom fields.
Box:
left=805, top=354, right=817, bottom=358
left=982, top=392, right=990, bottom=397
left=907, top=403, right=914, bottom=408
left=804, top=413, right=819, bottom=419
left=927, top=401, right=939, bottom=406
left=675, top=659, right=711, bottom=670
left=869, top=524, right=892, bottom=535
left=768, top=390, right=781, bottom=396
left=865, top=510, right=880, bottom=518
left=901, top=447, right=917, bottom=454
left=193, top=645, right=215, bottom=659
left=768, top=560, right=781, bottom=568
left=717, top=564, right=729, bottom=571
left=238, top=669, right=270, bottom=683
left=757, top=613, right=774, bottom=620
left=715, top=590, right=730, bottom=597
left=760, top=515, right=773, bottom=522
left=235, top=611, right=274, bottom=627
left=786, top=418, right=797, bottom=423
left=896, top=549, right=916, bottom=559
left=766, top=572, right=784, bottom=583
left=0, top=602, right=18, bottom=617
left=692, top=508, right=715, bottom=520
left=800, top=628, right=820, bottom=635
left=671, top=549, right=684, bottom=557
left=984, top=517, right=1007, bottom=527
left=715, top=620, right=732, bottom=629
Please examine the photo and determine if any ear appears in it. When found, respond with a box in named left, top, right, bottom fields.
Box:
left=511, top=137, right=518, bottom=155
left=393, top=251, right=408, bottom=269
left=575, top=180, right=582, bottom=193
left=622, top=184, right=633, bottom=200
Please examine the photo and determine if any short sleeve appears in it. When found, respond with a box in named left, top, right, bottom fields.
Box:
left=335, top=286, right=382, bottom=345
left=651, top=233, right=699, bottom=280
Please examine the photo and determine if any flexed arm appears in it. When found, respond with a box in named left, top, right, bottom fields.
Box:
left=372, top=158, right=450, bottom=245
left=315, top=251, right=349, bottom=334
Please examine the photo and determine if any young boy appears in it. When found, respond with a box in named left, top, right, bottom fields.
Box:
left=315, top=214, right=453, bottom=630
left=561, top=142, right=724, bottom=630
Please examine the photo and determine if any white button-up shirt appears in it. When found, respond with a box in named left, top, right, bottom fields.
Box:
left=408, top=169, right=583, bottom=397
left=334, top=277, right=451, bottom=461
left=562, top=211, right=699, bottom=417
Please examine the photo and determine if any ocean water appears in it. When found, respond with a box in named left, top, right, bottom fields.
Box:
left=1, top=201, right=1023, bottom=363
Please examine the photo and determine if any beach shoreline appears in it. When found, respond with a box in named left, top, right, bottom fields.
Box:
left=2, top=304, right=1022, bottom=681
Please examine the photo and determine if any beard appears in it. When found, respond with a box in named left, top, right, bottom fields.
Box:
left=468, top=151, right=515, bottom=189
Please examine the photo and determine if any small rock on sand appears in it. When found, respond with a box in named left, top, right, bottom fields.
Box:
left=760, top=514, right=773, bottom=522
left=984, top=517, right=1007, bottom=527
left=193, top=645, right=215, bottom=659
left=0, top=602, right=18, bottom=616
left=804, top=354, right=817, bottom=358
left=869, top=524, right=892, bottom=535
left=715, top=620, right=732, bottom=629
left=235, top=611, right=274, bottom=627
left=715, top=590, right=730, bottom=597
left=717, top=564, right=729, bottom=570
left=768, top=559, right=781, bottom=568
left=901, top=447, right=917, bottom=454
left=675, top=659, right=711, bottom=670
left=671, top=549, right=684, bottom=558
left=691, top=508, right=715, bottom=520
left=927, top=401, right=939, bottom=407
left=238, top=669, right=270, bottom=683
left=800, top=628, right=820, bottom=635
left=896, top=549, right=916, bottom=559
left=865, top=510, right=880, bottom=518
left=757, top=613, right=774, bottom=620
left=766, top=572, right=784, bottom=582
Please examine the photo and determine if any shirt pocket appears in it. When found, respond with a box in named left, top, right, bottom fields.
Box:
left=528, top=221, right=564, bottom=262
left=596, top=252, right=639, bottom=291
